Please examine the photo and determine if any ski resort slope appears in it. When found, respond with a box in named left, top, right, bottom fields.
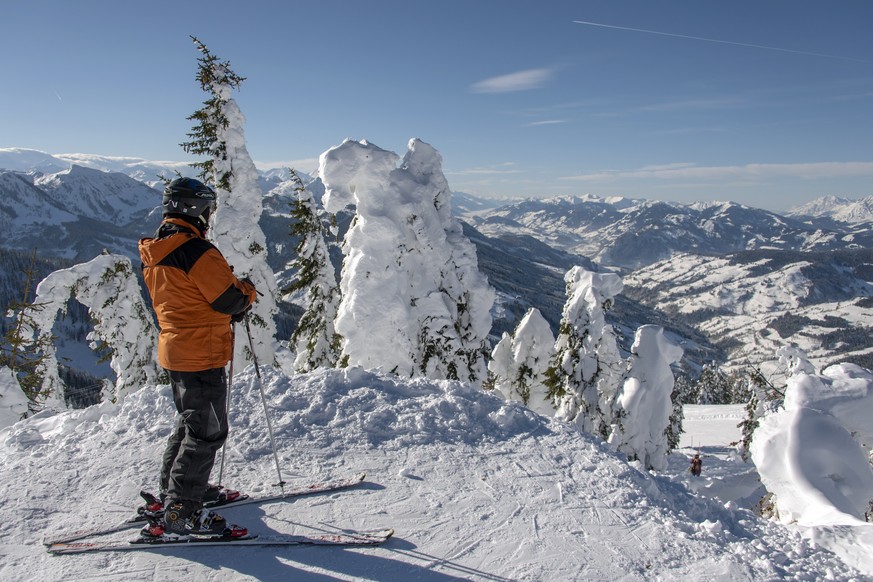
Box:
left=0, top=365, right=866, bottom=581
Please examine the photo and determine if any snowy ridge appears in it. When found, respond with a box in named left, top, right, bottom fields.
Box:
left=0, top=164, right=162, bottom=260
left=0, top=147, right=70, bottom=174
left=0, top=365, right=861, bottom=580
left=34, top=165, right=160, bottom=225
left=471, top=194, right=873, bottom=270
left=789, top=194, right=873, bottom=224
left=623, top=249, right=873, bottom=374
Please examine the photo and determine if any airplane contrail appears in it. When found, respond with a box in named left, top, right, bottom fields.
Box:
left=573, top=20, right=872, bottom=64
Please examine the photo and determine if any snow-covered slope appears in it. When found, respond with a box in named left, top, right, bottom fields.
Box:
left=0, top=172, right=78, bottom=234
left=471, top=195, right=873, bottom=270
left=34, top=165, right=160, bottom=225
left=623, top=248, right=873, bottom=374
left=0, top=365, right=864, bottom=580
left=789, top=195, right=873, bottom=224
left=0, top=148, right=70, bottom=174
left=0, top=166, right=162, bottom=260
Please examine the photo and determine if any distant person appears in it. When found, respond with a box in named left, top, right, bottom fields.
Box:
left=139, top=177, right=257, bottom=539
left=690, top=453, right=703, bottom=477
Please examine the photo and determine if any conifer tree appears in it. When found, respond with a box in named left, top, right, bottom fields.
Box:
left=737, top=366, right=784, bottom=461
left=181, top=37, right=278, bottom=368
left=488, top=308, right=556, bottom=417
left=695, top=362, right=733, bottom=404
left=0, top=250, right=54, bottom=415
left=319, top=138, right=494, bottom=385
left=665, top=378, right=684, bottom=453
left=284, top=169, right=342, bottom=372
left=29, top=254, right=160, bottom=405
left=545, top=267, right=625, bottom=438
left=182, top=38, right=245, bottom=190
left=608, top=325, right=682, bottom=471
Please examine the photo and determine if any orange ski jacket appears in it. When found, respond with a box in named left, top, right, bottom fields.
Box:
left=139, top=218, right=257, bottom=372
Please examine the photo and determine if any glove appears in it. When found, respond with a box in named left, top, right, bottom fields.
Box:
left=240, top=276, right=262, bottom=298
left=231, top=306, right=251, bottom=324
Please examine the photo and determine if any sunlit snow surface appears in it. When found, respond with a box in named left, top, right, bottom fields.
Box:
left=1, top=364, right=868, bottom=580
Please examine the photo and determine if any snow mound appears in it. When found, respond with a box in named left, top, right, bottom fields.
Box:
left=753, top=362, right=873, bottom=527
left=0, top=367, right=863, bottom=580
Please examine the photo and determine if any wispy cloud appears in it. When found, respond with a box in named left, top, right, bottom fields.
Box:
left=572, top=20, right=873, bottom=64
left=525, top=119, right=568, bottom=127
left=471, top=68, right=554, bottom=94
left=561, top=161, right=873, bottom=182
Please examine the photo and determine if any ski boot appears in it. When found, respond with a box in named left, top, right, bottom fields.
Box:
left=137, top=490, right=165, bottom=520
left=137, top=484, right=242, bottom=520
left=140, top=499, right=247, bottom=540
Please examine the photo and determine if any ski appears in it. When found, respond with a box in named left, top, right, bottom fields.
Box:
left=43, top=472, right=366, bottom=546
left=46, top=528, right=394, bottom=555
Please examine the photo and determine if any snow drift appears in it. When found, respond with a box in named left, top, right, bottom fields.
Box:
left=0, top=364, right=863, bottom=580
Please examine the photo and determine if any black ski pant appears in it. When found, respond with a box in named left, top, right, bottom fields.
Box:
left=160, top=367, right=229, bottom=506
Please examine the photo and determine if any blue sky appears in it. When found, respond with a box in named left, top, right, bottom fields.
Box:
left=3, top=0, right=872, bottom=211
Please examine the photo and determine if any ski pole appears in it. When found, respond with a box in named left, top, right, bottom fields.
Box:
left=217, top=321, right=235, bottom=487
left=243, top=312, right=286, bottom=493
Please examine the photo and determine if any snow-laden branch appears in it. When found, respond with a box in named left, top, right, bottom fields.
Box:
left=31, top=254, right=159, bottom=405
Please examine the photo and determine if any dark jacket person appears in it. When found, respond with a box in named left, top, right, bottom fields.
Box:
left=139, top=177, right=256, bottom=540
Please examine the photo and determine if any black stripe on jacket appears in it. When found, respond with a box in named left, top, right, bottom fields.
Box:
left=211, top=285, right=251, bottom=315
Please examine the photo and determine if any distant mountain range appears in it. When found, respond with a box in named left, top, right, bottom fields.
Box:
left=2, top=147, right=871, bottom=379
left=469, top=194, right=873, bottom=271
left=787, top=194, right=873, bottom=224
left=623, top=247, right=873, bottom=374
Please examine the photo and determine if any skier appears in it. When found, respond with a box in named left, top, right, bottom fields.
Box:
left=138, top=177, right=257, bottom=539
left=690, top=453, right=703, bottom=477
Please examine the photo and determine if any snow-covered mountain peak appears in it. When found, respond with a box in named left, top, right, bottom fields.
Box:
left=34, top=165, right=160, bottom=225
left=790, top=194, right=854, bottom=217
left=789, top=195, right=873, bottom=224
left=0, top=147, right=69, bottom=174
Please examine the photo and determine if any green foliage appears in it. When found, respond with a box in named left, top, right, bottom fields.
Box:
left=544, top=321, right=576, bottom=402
left=690, top=363, right=754, bottom=405
left=665, top=379, right=684, bottom=452
left=0, top=251, right=54, bottom=415
left=180, top=37, right=245, bottom=189
left=513, top=363, right=534, bottom=405
left=673, top=372, right=699, bottom=404
left=285, top=169, right=342, bottom=372
left=736, top=367, right=784, bottom=461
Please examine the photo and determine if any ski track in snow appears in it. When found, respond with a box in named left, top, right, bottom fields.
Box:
left=0, top=368, right=868, bottom=581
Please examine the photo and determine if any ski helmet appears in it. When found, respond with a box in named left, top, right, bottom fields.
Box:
left=162, top=177, right=217, bottom=229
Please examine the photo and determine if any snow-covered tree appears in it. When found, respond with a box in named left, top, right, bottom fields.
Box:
left=545, top=266, right=625, bottom=438
left=751, top=349, right=873, bottom=525
left=181, top=37, right=278, bottom=369
left=284, top=169, right=342, bottom=372
left=319, top=138, right=494, bottom=384
left=673, top=372, right=699, bottom=404
left=665, top=378, right=684, bottom=453
left=29, top=254, right=160, bottom=405
left=777, top=344, right=817, bottom=376
left=737, top=366, right=784, bottom=461
left=608, top=325, right=683, bottom=471
left=488, top=308, right=556, bottom=417
left=695, top=362, right=733, bottom=404
left=1, top=250, right=54, bottom=415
